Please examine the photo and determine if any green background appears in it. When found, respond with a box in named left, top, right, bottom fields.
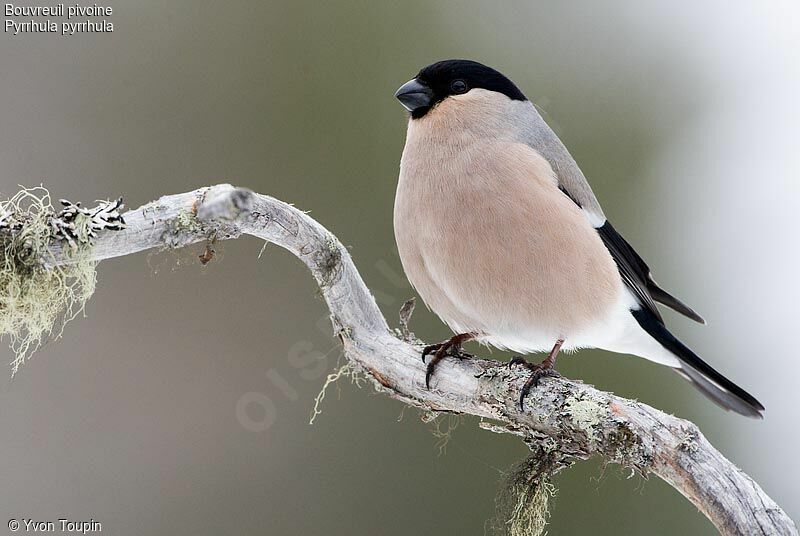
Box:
left=1, top=1, right=797, bottom=534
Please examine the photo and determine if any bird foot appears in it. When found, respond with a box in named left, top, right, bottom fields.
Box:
left=421, top=341, right=474, bottom=363
left=421, top=333, right=475, bottom=388
left=509, top=356, right=561, bottom=410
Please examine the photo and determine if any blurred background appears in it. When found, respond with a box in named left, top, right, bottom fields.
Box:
left=1, top=1, right=798, bottom=534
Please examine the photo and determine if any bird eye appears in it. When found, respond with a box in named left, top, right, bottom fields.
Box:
left=450, top=79, right=468, bottom=94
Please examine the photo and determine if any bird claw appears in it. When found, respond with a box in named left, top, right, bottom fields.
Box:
left=425, top=362, right=435, bottom=388
left=421, top=343, right=442, bottom=364
left=420, top=334, right=475, bottom=387
left=508, top=356, right=528, bottom=369
left=510, top=356, right=561, bottom=410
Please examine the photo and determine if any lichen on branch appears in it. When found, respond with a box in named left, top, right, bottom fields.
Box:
left=489, top=453, right=559, bottom=536
left=3, top=184, right=792, bottom=536
left=0, top=187, right=125, bottom=374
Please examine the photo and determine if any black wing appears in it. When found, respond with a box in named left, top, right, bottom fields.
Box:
left=556, top=189, right=760, bottom=415
left=597, top=220, right=706, bottom=324
left=556, top=186, right=705, bottom=324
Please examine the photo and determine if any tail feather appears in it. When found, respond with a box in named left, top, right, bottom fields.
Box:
left=675, top=366, right=763, bottom=419
left=647, top=284, right=706, bottom=325
left=631, top=309, right=764, bottom=418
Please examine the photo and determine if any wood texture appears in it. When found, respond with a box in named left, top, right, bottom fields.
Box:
left=47, top=185, right=796, bottom=535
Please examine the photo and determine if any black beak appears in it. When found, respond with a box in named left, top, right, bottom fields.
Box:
left=395, top=78, right=434, bottom=112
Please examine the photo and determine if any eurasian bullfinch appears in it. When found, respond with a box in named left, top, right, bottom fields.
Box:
left=393, top=59, right=763, bottom=418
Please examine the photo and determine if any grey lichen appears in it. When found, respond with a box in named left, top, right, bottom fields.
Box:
left=176, top=209, right=201, bottom=233
left=489, top=453, right=558, bottom=536
left=308, top=359, right=367, bottom=425
left=563, top=394, right=607, bottom=442
left=0, top=187, right=125, bottom=374
left=606, top=419, right=650, bottom=470
left=428, top=414, right=464, bottom=455
left=679, top=427, right=700, bottom=454
left=418, top=407, right=438, bottom=424
left=162, top=205, right=204, bottom=248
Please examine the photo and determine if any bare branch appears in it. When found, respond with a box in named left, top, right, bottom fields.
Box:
left=44, top=184, right=796, bottom=535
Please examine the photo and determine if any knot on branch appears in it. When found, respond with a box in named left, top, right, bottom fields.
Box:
left=2, top=184, right=792, bottom=536
left=160, top=186, right=254, bottom=249
left=315, top=235, right=343, bottom=287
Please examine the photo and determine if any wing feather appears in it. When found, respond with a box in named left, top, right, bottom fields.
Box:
left=596, top=220, right=663, bottom=322
left=523, top=103, right=704, bottom=323
left=556, top=186, right=705, bottom=324
left=598, top=219, right=705, bottom=324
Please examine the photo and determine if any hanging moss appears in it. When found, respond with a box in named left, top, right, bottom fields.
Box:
left=489, top=453, right=558, bottom=536
left=308, top=358, right=366, bottom=425
left=0, top=187, right=124, bottom=375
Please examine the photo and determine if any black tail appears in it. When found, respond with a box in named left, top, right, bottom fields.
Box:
left=647, top=284, right=706, bottom=325
left=631, top=309, right=764, bottom=418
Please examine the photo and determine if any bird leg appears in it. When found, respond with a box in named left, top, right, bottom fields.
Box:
left=421, top=332, right=476, bottom=388
left=510, top=338, right=565, bottom=410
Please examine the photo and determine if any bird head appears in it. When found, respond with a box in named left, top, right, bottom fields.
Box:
left=394, top=59, right=527, bottom=119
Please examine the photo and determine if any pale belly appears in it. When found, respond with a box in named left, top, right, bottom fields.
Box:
left=394, top=145, right=627, bottom=353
